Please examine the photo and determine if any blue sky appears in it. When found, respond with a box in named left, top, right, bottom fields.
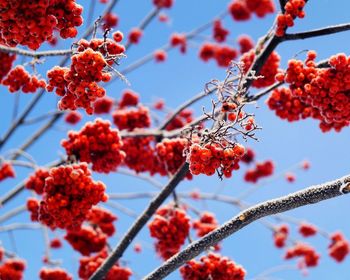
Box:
left=1, top=0, right=350, bottom=279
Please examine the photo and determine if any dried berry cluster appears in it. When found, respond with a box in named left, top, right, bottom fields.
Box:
left=38, top=163, right=108, bottom=230
left=244, top=160, right=274, bottom=183
left=285, top=243, right=320, bottom=267
left=2, top=66, right=46, bottom=93
left=79, top=250, right=132, bottom=280
left=241, top=50, right=280, bottom=88
left=229, top=0, right=275, bottom=21
left=148, top=205, right=190, bottom=260
left=180, top=253, right=246, bottom=280
left=0, top=161, right=15, bottom=182
left=276, top=0, right=306, bottom=37
left=187, top=143, right=245, bottom=178
left=269, top=52, right=350, bottom=132
left=46, top=38, right=125, bottom=114
left=0, top=0, right=83, bottom=50
left=62, top=119, right=125, bottom=173
left=40, top=268, right=72, bottom=280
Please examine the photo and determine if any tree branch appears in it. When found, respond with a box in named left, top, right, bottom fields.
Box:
left=283, top=23, right=350, bottom=41
left=144, top=174, right=350, bottom=280
left=0, top=46, right=72, bottom=58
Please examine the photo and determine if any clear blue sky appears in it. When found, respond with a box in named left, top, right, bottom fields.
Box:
left=1, top=0, right=350, bottom=279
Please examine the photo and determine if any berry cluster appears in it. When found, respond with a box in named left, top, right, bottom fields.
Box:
left=62, top=119, right=125, bottom=173
left=153, top=0, right=173, bottom=8
left=244, top=160, right=274, bottom=183
left=156, top=138, right=192, bottom=179
left=166, top=109, right=194, bottom=131
left=0, top=0, right=83, bottom=50
left=270, top=52, right=350, bottom=132
left=2, top=66, right=46, bottom=93
left=237, top=35, right=254, bottom=54
left=273, top=224, right=289, bottom=248
left=199, top=43, right=238, bottom=67
left=229, top=0, right=275, bottom=21
left=79, top=250, right=132, bottom=280
left=93, top=96, right=114, bottom=114
left=0, top=161, right=15, bottom=182
left=180, top=253, right=246, bottom=280
left=276, top=0, right=306, bottom=37
left=87, top=207, right=117, bottom=237
left=121, top=136, right=161, bottom=175
left=193, top=212, right=218, bottom=237
left=0, top=259, right=26, bottom=280
left=113, top=105, right=151, bottom=131
left=299, top=223, right=317, bottom=238
left=64, top=111, right=82, bottom=125
left=0, top=51, right=16, bottom=82
left=39, top=268, right=72, bottom=280
left=38, top=163, right=108, bottom=230
left=213, top=20, right=229, bottom=43
left=119, top=90, right=139, bottom=108
left=65, top=226, right=107, bottom=256
left=187, top=142, right=245, bottom=178
left=267, top=87, right=311, bottom=122
left=170, top=33, right=187, bottom=54
left=285, top=243, right=320, bottom=267
left=25, top=168, right=50, bottom=195
left=47, top=38, right=124, bottom=114
left=328, top=232, right=350, bottom=262
left=241, top=50, right=280, bottom=88
left=148, top=205, right=190, bottom=260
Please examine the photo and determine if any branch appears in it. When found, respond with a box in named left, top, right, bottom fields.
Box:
left=144, top=174, right=350, bottom=279
left=0, top=45, right=72, bottom=58
left=89, top=162, right=190, bottom=280
left=283, top=23, right=350, bottom=41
